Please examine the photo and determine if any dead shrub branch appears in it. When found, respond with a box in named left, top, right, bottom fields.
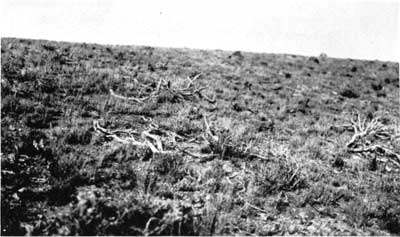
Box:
left=345, top=112, right=400, bottom=168
left=109, top=74, right=216, bottom=103
left=93, top=114, right=272, bottom=162
left=93, top=120, right=175, bottom=154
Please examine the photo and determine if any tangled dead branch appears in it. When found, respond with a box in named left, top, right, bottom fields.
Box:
left=93, top=120, right=142, bottom=145
left=345, top=113, right=400, bottom=168
left=346, top=113, right=391, bottom=148
left=93, top=114, right=272, bottom=162
left=109, top=74, right=216, bottom=103
left=93, top=120, right=176, bottom=154
left=109, top=78, right=164, bottom=102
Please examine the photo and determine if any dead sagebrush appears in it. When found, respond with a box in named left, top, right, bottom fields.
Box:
left=93, top=119, right=184, bottom=155
left=109, top=74, right=216, bottom=103
left=344, top=112, right=400, bottom=169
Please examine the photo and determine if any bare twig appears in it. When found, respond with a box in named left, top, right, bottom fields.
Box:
left=144, top=217, right=160, bottom=236
left=109, top=88, right=153, bottom=103
left=245, top=201, right=270, bottom=214
left=203, top=114, right=219, bottom=143
left=179, top=148, right=217, bottom=161
left=247, top=153, right=273, bottom=162
left=142, top=131, right=163, bottom=151
left=200, top=93, right=217, bottom=103
left=93, top=120, right=145, bottom=146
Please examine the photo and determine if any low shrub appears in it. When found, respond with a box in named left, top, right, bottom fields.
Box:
left=33, top=187, right=197, bottom=236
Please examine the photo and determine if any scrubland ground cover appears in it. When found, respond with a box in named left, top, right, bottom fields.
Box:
left=1, top=38, right=399, bottom=235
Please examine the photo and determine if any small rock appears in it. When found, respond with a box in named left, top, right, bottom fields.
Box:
left=369, top=157, right=378, bottom=171
left=271, top=84, right=283, bottom=90
left=307, top=225, right=317, bottom=234
left=258, top=120, right=274, bottom=132
left=232, top=103, right=243, bottom=112
left=332, top=156, right=345, bottom=168
left=309, top=57, right=320, bottom=64
left=18, top=187, right=27, bottom=193
left=371, top=82, right=383, bottom=91
left=377, top=91, right=386, bottom=97
left=244, top=81, right=252, bottom=89
left=263, top=223, right=280, bottom=235
left=222, top=163, right=233, bottom=174
left=288, top=225, right=297, bottom=234
left=12, top=193, right=20, bottom=201
left=340, top=88, right=359, bottom=98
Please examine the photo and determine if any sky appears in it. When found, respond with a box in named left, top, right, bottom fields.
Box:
left=1, top=0, right=399, bottom=61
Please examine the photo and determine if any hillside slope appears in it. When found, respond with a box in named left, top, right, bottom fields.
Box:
left=1, top=38, right=399, bottom=235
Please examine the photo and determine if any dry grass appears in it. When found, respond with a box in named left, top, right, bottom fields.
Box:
left=1, top=37, right=399, bottom=235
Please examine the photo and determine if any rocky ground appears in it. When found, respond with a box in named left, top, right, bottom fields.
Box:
left=1, top=37, right=399, bottom=235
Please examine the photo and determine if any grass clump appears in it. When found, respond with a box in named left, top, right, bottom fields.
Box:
left=32, top=187, right=197, bottom=236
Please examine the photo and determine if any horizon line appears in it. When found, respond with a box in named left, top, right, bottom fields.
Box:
left=2, top=36, right=398, bottom=63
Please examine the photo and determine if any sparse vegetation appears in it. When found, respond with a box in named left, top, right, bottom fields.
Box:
left=1, top=38, right=399, bottom=235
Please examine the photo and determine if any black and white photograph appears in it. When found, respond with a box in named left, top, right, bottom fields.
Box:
left=1, top=0, right=399, bottom=235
